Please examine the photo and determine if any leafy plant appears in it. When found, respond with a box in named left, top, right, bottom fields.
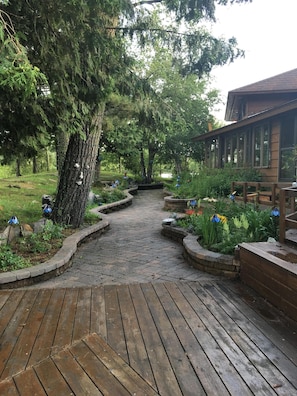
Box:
left=177, top=201, right=280, bottom=255
left=0, top=245, right=30, bottom=272
left=42, top=220, right=64, bottom=240
left=15, top=220, right=64, bottom=254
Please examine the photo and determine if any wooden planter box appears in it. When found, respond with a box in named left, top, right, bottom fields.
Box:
left=239, top=242, right=297, bottom=322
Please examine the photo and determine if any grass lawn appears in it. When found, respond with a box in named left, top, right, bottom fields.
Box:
left=0, top=172, right=58, bottom=230
left=0, top=171, right=128, bottom=231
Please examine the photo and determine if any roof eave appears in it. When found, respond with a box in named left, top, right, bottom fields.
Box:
left=193, top=99, right=297, bottom=142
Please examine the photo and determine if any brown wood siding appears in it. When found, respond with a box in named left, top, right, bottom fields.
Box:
left=245, top=93, right=297, bottom=119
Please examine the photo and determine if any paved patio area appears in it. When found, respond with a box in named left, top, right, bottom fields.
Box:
left=0, top=189, right=297, bottom=395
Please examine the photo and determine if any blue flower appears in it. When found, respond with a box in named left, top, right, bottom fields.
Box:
left=271, top=207, right=280, bottom=217
left=189, top=199, right=197, bottom=207
left=8, top=216, right=19, bottom=225
left=211, top=214, right=220, bottom=223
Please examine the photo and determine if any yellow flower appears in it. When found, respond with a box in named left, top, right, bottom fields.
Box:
left=217, top=214, right=227, bottom=223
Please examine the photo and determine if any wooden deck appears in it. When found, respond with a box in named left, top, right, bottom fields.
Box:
left=0, top=281, right=297, bottom=395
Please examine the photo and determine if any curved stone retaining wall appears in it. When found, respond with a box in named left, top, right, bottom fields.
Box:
left=163, top=195, right=195, bottom=212
left=162, top=224, right=240, bottom=279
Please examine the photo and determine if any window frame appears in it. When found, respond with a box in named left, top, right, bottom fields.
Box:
left=252, top=123, right=271, bottom=168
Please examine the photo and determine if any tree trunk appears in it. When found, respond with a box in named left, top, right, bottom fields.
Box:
left=52, top=108, right=104, bottom=228
left=16, top=158, right=21, bottom=177
left=32, top=156, right=38, bottom=174
left=93, top=150, right=101, bottom=185
left=146, top=146, right=157, bottom=184
left=55, top=129, right=70, bottom=177
left=139, top=147, right=146, bottom=182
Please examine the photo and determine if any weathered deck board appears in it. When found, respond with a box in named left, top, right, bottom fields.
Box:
left=129, top=283, right=182, bottom=395
left=116, top=284, right=156, bottom=388
left=163, top=282, right=253, bottom=395
left=0, top=281, right=296, bottom=395
left=14, top=367, right=47, bottom=395
left=51, top=287, right=79, bottom=355
left=139, top=282, right=206, bottom=396
left=200, top=281, right=297, bottom=387
left=180, top=282, right=296, bottom=395
left=152, top=282, right=231, bottom=396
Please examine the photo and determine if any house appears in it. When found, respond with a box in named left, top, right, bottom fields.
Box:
left=193, top=68, right=297, bottom=183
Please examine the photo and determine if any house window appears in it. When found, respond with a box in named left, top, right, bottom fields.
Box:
left=223, top=130, right=249, bottom=167
left=205, top=129, right=251, bottom=169
left=279, top=115, right=297, bottom=181
left=209, top=138, right=219, bottom=168
left=253, top=124, right=270, bottom=167
left=238, top=132, right=245, bottom=166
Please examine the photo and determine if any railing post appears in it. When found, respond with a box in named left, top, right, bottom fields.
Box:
left=256, top=182, right=260, bottom=205
left=279, top=189, right=286, bottom=243
left=272, top=183, right=276, bottom=206
left=243, top=182, right=247, bottom=204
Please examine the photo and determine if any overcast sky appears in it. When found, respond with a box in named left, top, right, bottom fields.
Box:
left=209, top=0, right=297, bottom=121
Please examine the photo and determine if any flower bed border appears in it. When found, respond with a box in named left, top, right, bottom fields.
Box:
left=0, top=187, right=137, bottom=289
left=161, top=224, right=240, bottom=279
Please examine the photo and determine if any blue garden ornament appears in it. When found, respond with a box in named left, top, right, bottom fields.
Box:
left=189, top=199, right=197, bottom=208
left=211, top=214, right=220, bottom=223
left=271, top=207, right=280, bottom=217
left=43, top=205, right=52, bottom=215
left=8, top=216, right=19, bottom=225
left=229, top=191, right=236, bottom=202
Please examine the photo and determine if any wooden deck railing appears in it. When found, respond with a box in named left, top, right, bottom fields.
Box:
left=231, top=181, right=291, bottom=207
left=279, top=186, right=297, bottom=243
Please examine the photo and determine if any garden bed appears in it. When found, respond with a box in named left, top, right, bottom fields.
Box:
left=0, top=187, right=137, bottom=288
left=162, top=224, right=240, bottom=279
left=239, top=241, right=297, bottom=322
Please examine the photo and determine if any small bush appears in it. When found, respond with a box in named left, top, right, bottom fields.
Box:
left=97, top=189, right=126, bottom=204
left=0, top=245, right=31, bottom=272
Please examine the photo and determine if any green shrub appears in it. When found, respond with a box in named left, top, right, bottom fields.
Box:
left=0, top=245, right=30, bottom=272
left=42, top=220, right=64, bottom=240
left=171, top=167, right=262, bottom=199
left=97, top=189, right=125, bottom=204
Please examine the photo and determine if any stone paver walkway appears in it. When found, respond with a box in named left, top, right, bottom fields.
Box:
left=29, top=189, right=219, bottom=288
